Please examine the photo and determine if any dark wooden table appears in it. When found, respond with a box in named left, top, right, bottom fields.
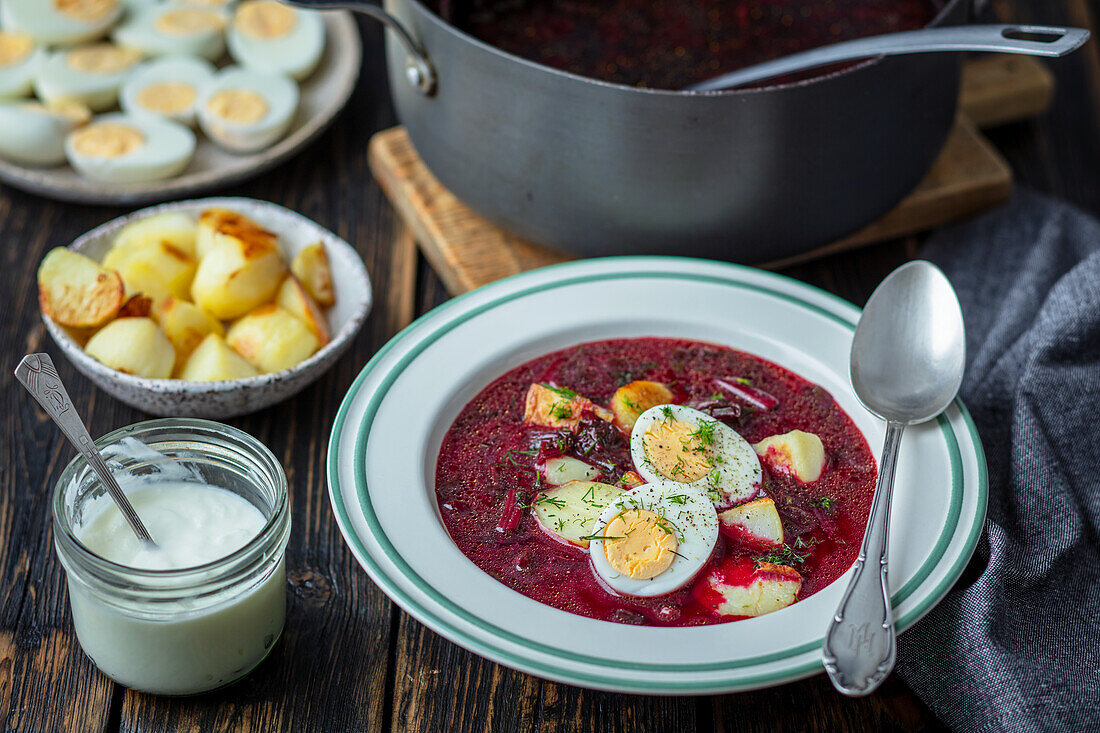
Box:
left=2, top=1, right=1096, bottom=730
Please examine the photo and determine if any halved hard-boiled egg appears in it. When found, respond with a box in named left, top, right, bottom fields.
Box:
left=588, top=481, right=719, bottom=597
left=35, top=43, right=143, bottom=111
left=65, top=113, right=195, bottom=183
left=227, top=0, right=325, bottom=81
left=196, top=66, right=298, bottom=153
left=112, top=3, right=228, bottom=61
left=120, top=55, right=216, bottom=126
left=630, top=404, right=762, bottom=508
left=0, top=32, right=45, bottom=99
left=2, top=0, right=122, bottom=46
left=0, top=100, right=90, bottom=165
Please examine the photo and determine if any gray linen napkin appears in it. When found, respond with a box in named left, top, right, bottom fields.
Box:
left=894, top=190, right=1100, bottom=732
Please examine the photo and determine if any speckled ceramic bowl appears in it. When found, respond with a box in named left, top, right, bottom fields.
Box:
left=42, top=197, right=372, bottom=418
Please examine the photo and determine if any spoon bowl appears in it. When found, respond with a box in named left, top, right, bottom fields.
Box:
left=851, top=261, right=966, bottom=424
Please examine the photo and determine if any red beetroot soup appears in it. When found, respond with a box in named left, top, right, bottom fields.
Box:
left=435, top=337, right=876, bottom=626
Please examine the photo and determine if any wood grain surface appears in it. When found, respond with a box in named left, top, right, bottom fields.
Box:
left=0, top=2, right=1096, bottom=731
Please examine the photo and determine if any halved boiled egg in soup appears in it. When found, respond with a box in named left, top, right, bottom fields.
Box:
left=588, top=481, right=719, bottom=598
left=630, top=404, right=762, bottom=508
left=112, top=3, right=228, bottom=61
left=0, top=100, right=90, bottom=165
left=65, top=113, right=195, bottom=183
left=35, top=43, right=143, bottom=111
left=120, top=55, right=216, bottom=126
left=196, top=66, right=298, bottom=152
left=2, top=0, right=122, bottom=46
left=0, top=31, right=45, bottom=99
left=227, top=0, right=325, bottom=81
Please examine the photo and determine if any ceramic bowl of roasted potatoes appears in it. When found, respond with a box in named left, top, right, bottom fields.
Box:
left=38, top=197, right=372, bottom=418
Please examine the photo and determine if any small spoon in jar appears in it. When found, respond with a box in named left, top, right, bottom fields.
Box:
left=821, top=261, right=964, bottom=696
left=15, top=353, right=156, bottom=547
left=688, top=24, right=1089, bottom=92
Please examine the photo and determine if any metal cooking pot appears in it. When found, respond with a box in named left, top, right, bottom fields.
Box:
left=359, top=0, right=970, bottom=261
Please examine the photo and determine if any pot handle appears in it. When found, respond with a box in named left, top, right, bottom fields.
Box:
left=282, top=1, right=437, bottom=95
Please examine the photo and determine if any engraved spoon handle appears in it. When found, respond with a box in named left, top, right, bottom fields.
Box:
left=821, top=420, right=903, bottom=696
left=15, top=354, right=156, bottom=546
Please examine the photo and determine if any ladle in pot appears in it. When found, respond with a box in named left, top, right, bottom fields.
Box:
left=688, top=24, right=1089, bottom=92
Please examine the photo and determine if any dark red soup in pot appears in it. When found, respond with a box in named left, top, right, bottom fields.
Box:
left=432, top=0, right=942, bottom=89
left=434, top=338, right=877, bottom=627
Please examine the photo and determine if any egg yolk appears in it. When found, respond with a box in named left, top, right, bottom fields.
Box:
left=71, top=123, right=144, bottom=158
left=642, top=418, right=711, bottom=482
left=67, top=45, right=141, bottom=75
left=206, top=89, right=268, bottom=123
left=236, top=1, right=298, bottom=39
left=0, top=32, right=33, bottom=68
left=156, top=8, right=226, bottom=35
left=47, top=99, right=93, bottom=124
left=56, top=0, right=117, bottom=22
left=602, top=509, right=678, bottom=580
left=137, top=82, right=197, bottom=115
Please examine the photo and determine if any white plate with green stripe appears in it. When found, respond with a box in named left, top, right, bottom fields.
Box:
left=327, top=256, right=987, bottom=695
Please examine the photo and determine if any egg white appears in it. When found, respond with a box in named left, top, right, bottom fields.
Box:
left=588, top=481, right=719, bottom=598
left=226, top=1, right=325, bottom=81
left=2, top=0, right=123, bottom=46
left=65, top=112, right=196, bottom=183
left=196, top=65, right=298, bottom=153
left=0, top=33, right=44, bottom=99
left=630, top=404, right=763, bottom=508
left=112, top=3, right=228, bottom=61
left=0, top=102, right=87, bottom=166
left=35, top=44, right=143, bottom=111
left=120, top=55, right=216, bottom=126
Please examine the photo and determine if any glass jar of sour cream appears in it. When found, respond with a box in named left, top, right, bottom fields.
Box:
left=52, top=419, right=290, bottom=696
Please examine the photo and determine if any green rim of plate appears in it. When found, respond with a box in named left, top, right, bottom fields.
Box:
left=327, top=257, right=988, bottom=693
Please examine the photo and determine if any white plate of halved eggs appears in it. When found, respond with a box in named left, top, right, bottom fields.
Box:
left=326, top=256, right=988, bottom=694
left=0, top=0, right=360, bottom=204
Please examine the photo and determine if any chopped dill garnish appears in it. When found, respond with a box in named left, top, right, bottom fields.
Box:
left=541, top=383, right=578, bottom=399
left=754, top=536, right=819, bottom=566
left=535, top=495, right=567, bottom=509
left=580, top=534, right=625, bottom=541
left=734, top=377, right=753, bottom=386
left=550, top=402, right=574, bottom=420
left=690, top=420, right=718, bottom=446
left=811, top=496, right=837, bottom=512
left=666, top=494, right=690, bottom=505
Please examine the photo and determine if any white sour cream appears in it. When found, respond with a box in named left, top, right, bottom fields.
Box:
left=77, top=481, right=267, bottom=570
left=59, top=437, right=288, bottom=695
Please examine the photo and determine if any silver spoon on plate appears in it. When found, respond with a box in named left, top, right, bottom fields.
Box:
left=822, top=261, right=965, bottom=696
left=15, top=353, right=157, bottom=547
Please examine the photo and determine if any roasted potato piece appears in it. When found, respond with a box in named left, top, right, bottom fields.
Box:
left=610, top=380, right=674, bottom=431
left=158, top=296, right=225, bottom=373
left=179, top=333, right=260, bottom=381
left=290, top=241, right=334, bottom=306
left=85, top=317, right=175, bottom=379
left=103, top=238, right=197, bottom=305
left=38, top=247, right=125, bottom=328
left=275, top=275, right=331, bottom=347
left=196, top=208, right=278, bottom=260
left=523, top=383, right=613, bottom=430
left=190, top=222, right=287, bottom=320
left=112, top=211, right=198, bottom=258
left=225, top=304, right=319, bottom=374
left=117, top=294, right=153, bottom=318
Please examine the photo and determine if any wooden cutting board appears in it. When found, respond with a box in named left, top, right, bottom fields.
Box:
left=372, top=55, right=1051, bottom=296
